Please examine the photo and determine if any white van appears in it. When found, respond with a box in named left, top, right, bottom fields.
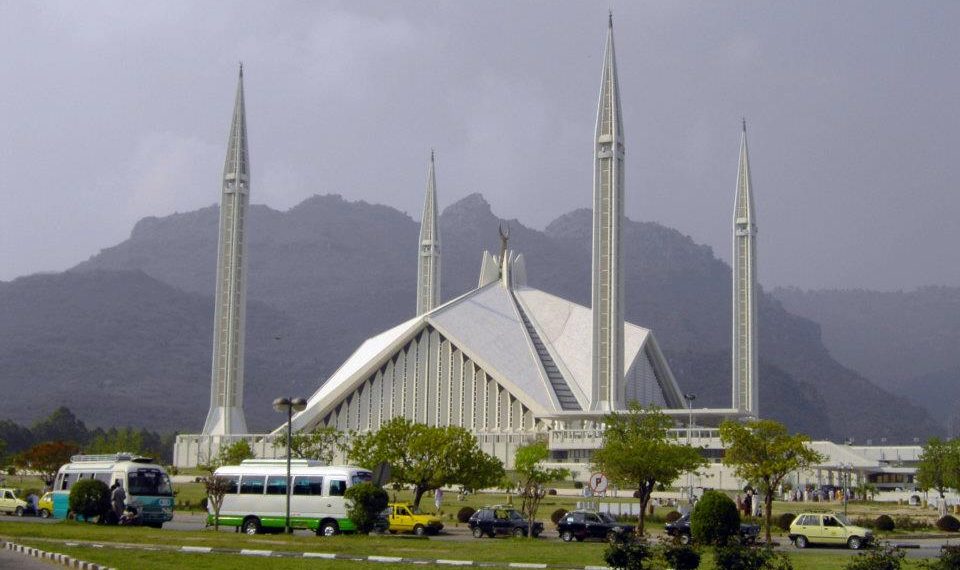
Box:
left=210, top=460, right=373, bottom=535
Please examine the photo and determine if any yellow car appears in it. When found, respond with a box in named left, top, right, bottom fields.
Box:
left=38, top=492, right=53, bottom=518
left=789, top=513, right=873, bottom=550
left=385, top=503, right=444, bottom=535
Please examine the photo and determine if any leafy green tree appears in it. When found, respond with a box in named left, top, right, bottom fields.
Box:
left=0, top=437, right=6, bottom=465
left=345, top=482, right=389, bottom=534
left=719, top=419, right=824, bottom=544
left=86, top=427, right=146, bottom=456
left=917, top=437, right=952, bottom=500
left=218, top=440, right=255, bottom=466
left=592, top=404, right=706, bottom=535
left=203, top=475, right=233, bottom=531
left=31, top=407, right=89, bottom=445
left=347, top=417, right=504, bottom=508
left=68, top=479, right=111, bottom=521
left=274, top=426, right=344, bottom=463
left=15, top=441, right=81, bottom=485
left=690, top=490, right=739, bottom=546
left=514, top=441, right=569, bottom=536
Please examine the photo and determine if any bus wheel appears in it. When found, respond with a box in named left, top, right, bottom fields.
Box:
left=319, top=521, right=339, bottom=537
left=242, top=517, right=261, bottom=535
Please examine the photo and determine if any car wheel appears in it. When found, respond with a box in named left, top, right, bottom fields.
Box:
left=241, top=517, right=261, bottom=535
left=39, top=509, right=50, bottom=519
left=848, top=536, right=863, bottom=550
left=320, top=521, right=340, bottom=537
left=413, top=524, right=426, bottom=536
left=513, top=527, right=526, bottom=538
left=472, top=526, right=485, bottom=539
left=561, top=530, right=575, bottom=542
left=14, top=507, right=23, bottom=517
left=679, top=533, right=691, bottom=545
left=794, top=535, right=808, bottom=549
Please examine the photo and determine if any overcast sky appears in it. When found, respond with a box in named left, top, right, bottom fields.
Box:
left=1, top=1, right=957, bottom=290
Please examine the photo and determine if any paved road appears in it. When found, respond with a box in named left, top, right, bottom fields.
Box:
left=0, top=548, right=59, bottom=569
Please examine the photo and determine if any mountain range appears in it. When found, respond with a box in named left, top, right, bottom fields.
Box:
left=0, top=193, right=943, bottom=442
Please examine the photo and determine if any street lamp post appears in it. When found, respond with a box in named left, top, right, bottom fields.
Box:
left=683, top=393, right=696, bottom=502
left=274, top=397, right=308, bottom=535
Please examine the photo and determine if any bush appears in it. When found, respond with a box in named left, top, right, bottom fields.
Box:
left=661, top=541, right=701, bottom=570
left=457, top=506, right=476, bottom=523
left=842, top=543, right=904, bottom=570
left=937, top=515, right=960, bottom=532
left=343, top=482, right=388, bottom=534
left=664, top=510, right=683, bottom=523
left=931, top=545, right=960, bottom=570
left=199, top=497, right=208, bottom=511
left=633, top=490, right=642, bottom=499
left=68, top=479, right=111, bottom=521
left=551, top=508, right=568, bottom=525
left=893, top=516, right=929, bottom=531
left=605, top=536, right=653, bottom=570
left=874, top=515, right=895, bottom=532
left=777, top=513, right=796, bottom=532
left=713, top=545, right=792, bottom=570
left=691, top=490, right=740, bottom=546
left=547, top=488, right=558, bottom=496
left=573, top=481, right=584, bottom=489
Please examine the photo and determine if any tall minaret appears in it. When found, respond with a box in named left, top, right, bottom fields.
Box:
left=591, top=14, right=625, bottom=411
left=732, top=120, right=758, bottom=416
left=416, top=150, right=440, bottom=316
left=203, top=65, right=251, bottom=435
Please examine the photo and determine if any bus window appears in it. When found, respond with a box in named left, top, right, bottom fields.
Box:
left=240, top=476, right=266, bottom=495
left=60, top=473, right=73, bottom=491
left=266, top=476, right=287, bottom=495
left=95, top=473, right=112, bottom=486
left=352, top=472, right=372, bottom=485
left=127, top=469, right=173, bottom=497
left=293, top=476, right=323, bottom=496
left=329, top=480, right=347, bottom=497
left=221, top=475, right=239, bottom=494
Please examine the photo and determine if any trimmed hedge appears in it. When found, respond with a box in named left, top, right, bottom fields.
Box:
left=777, top=513, right=796, bottom=532
left=457, top=507, right=476, bottom=523
left=68, top=479, right=111, bottom=521
left=690, top=490, right=739, bottom=546
left=875, top=514, right=895, bottom=532
left=937, top=515, right=960, bottom=533
left=551, top=508, right=568, bottom=525
left=664, top=510, right=682, bottom=523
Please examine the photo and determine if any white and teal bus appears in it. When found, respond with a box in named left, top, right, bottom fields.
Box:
left=210, top=460, right=372, bottom=535
left=52, top=453, right=174, bottom=527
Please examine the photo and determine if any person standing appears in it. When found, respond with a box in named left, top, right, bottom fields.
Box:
left=110, top=480, right=126, bottom=521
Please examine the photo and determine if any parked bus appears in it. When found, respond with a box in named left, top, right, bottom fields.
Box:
left=52, top=453, right=174, bottom=528
left=211, top=459, right=372, bottom=535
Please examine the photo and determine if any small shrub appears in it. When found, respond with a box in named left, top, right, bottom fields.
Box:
left=664, top=510, right=682, bottom=523
left=713, top=545, right=773, bottom=570
left=573, top=481, right=584, bottom=489
left=875, top=515, right=895, bottom=532
left=893, top=515, right=929, bottom=531
left=547, top=488, right=558, bottom=496
left=842, top=543, right=904, bottom=570
left=932, top=545, right=960, bottom=570
left=457, top=506, right=476, bottom=523
left=661, top=541, right=701, bottom=570
left=633, top=490, right=642, bottom=499
left=199, top=497, right=208, bottom=511
left=937, top=515, right=960, bottom=532
left=691, top=490, right=739, bottom=546
left=605, top=535, right=653, bottom=570
left=343, top=482, right=388, bottom=534
left=777, top=513, right=795, bottom=532
left=853, top=516, right=876, bottom=529
left=551, top=508, right=568, bottom=525
left=68, top=479, right=111, bottom=521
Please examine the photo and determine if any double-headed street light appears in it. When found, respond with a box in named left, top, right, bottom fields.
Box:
left=274, top=397, right=308, bottom=535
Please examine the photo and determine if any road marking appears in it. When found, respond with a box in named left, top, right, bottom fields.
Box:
left=239, top=549, right=273, bottom=556
left=303, top=552, right=337, bottom=559
left=181, top=546, right=213, bottom=553
left=369, top=555, right=404, bottom=562
left=437, top=560, right=474, bottom=566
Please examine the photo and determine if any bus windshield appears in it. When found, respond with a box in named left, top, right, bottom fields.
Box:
left=127, top=469, right=173, bottom=497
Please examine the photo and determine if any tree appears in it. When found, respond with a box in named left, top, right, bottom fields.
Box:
left=218, top=440, right=255, bottom=467
left=68, top=479, right=111, bottom=521
left=918, top=437, right=952, bottom=500
left=0, top=437, right=6, bottom=465
left=203, top=475, right=234, bottom=531
left=592, top=404, right=706, bottom=535
left=514, top=441, right=569, bottom=537
left=719, top=418, right=825, bottom=544
left=347, top=417, right=504, bottom=508
left=273, top=426, right=344, bottom=464
left=344, top=482, right=389, bottom=533
left=31, top=407, right=89, bottom=445
left=15, top=441, right=81, bottom=485
left=86, top=428, right=146, bottom=456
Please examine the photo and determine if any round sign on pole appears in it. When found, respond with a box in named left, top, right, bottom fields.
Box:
left=590, top=472, right=609, bottom=494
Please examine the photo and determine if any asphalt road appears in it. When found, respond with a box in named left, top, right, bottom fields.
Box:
left=0, top=548, right=59, bottom=569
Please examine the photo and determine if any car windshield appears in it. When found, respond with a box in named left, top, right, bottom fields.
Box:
left=127, top=469, right=173, bottom=497
left=835, top=514, right=850, bottom=526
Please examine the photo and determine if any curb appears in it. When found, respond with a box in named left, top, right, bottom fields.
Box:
left=2, top=540, right=117, bottom=570
left=3, top=537, right=613, bottom=569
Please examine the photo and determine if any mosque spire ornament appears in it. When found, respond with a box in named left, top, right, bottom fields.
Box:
left=732, top=120, right=759, bottom=416
left=416, top=150, right=441, bottom=316
left=203, top=65, right=251, bottom=435
left=591, top=14, right=626, bottom=411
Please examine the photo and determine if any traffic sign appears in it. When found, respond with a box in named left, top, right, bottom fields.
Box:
left=589, top=472, right=609, bottom=494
